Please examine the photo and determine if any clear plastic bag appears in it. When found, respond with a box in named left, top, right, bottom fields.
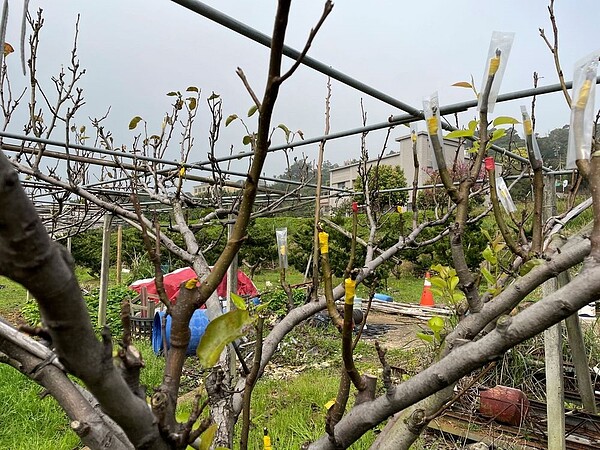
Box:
left=478, top=31, right=515, bottom=114
left=276, top=228, right=288, bottom=269
left=520, top=105, right=542, bottom=165
left=566, top=50, right=600, bottom=169
left=496, top=177, right=516, bottom=213
left=423, top=92, right=443, bottom=170
left=410, top=122, right=418, bottom=143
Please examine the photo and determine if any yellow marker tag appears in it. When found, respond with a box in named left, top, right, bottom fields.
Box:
left=178, top=167, right=186, bottom=178
left=184, top=278, right=198, bottom=289
left=318, top=231, right=329, bottom=254
left=411, top=132, right=417, bottom=142
left=575, top=79, right=592, bottom=109
left=396, top=205, right=403, bottom=214
left=524, top=119, right=532, bottom=136
left=280, top=245, right=286, bottom=256
left=324, top=399, right=336, bottom=410
left=426, top=117, right=438, bottom=135
left=488, top=56, right=500, bottom=75
left=263, top=435, right=272, bottom=450
left=345, top=278, right=356, bottom=305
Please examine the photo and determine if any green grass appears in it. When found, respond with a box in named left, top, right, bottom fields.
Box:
left=237, top=369, right=377, bottom=449
left=0, top=276, right=28, bottom=316
left=251, top=268, right=426, bottom=304
left=0, top=365, right=80, bottom=450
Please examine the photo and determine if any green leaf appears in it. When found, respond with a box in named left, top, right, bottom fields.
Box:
left=452, top=81, right=473, bottom=88
left=254, top=301, right=271, bottom=313
left=416, top=332, right=434, bottom=343
left=481, top=267, right=496, bottom=286
left=198, top=424, right=217, bottom=450
left=128, top=116, right=143, bottom=130
left=230, top=293, right=247, bottom=311
left=431, top=287, right=443, bottom=298
left=468, top=120, right=478, bottom=132
left=197, top=308, right=254, bottom=367
left=187, top=97, right=197, bottom=111
left=493, top=241, right=506, bottom=254
left=492, top=116, right=520, bottom=127
left=428, top=316, right=444, bottom=333
left=207, top=92, right=220, bottom=100
left=489, top=128, right=506, bottom=143
left=520, top=258, right=544, bottom=276
left=452, top=292, right=465, bottom=302
left=225, top=114, right=238, bottom=127
left=481, top=228, right=492, bottom=243
left=430, top=264, right=444, bottom=273
left=247, top=104, right=258, bottom=117
left=277, top=123, right=290, bottom=139
left=430, top=277, right=446, bottom=290
left=482, top=246, right=497, bottom=265
left=446, top=129, right=474, bottom=139
left=166, top=91, right=178, bottom=97
left=449, top=276, right=459, bottom=293
left=187, top=86, right=199, bottom=93
left=242, top=135, right=252, bottom=145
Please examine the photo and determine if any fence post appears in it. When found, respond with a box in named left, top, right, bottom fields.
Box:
left=116, top=224, right=123, bottom=285
left=98, top=213, right=113, bottom=327
left=542, top=174, right=566, bottom=450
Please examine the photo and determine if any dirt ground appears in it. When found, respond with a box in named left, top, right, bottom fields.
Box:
left=362, top=310, right=428, bottom=350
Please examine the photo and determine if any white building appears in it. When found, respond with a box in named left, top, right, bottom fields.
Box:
left=328, top=131, right=465, bottom=210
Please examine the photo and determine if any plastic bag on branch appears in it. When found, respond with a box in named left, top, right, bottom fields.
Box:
left=477, top=31, right=514, bottom=113
left=520, top=105, right=542, bottom=165
left=566, top=50, right=600, bottom=169
left=276, top=228, right=288, bottom=269
left=423, top=92, right=442, bottom=170
left=496, top=176, right=516, bottom=213
left=410, top=122, right=418, bottom=143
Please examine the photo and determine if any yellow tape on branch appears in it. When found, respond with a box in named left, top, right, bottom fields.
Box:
left=575, top=79, right=592, bottom=109
left=318, top=231, right=329, bottom=254
left=345, top=277, right=356, bottom=304
left=489, top=56, right=500, bottom=75
left=524, top=119, right=532, bottom=136
left=426, top=117, right=438, bottom=135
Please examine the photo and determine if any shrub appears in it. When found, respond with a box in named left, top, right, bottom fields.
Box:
left=21, top=285, right=135, bottom=337
left=260, top=287, right=306, bottom=317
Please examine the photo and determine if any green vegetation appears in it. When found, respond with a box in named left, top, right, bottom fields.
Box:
left=0, top=365, right=80, bottom=450
left=0, top=276, right=27, bottom=318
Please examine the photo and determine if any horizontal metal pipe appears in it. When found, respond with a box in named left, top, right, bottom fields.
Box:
left=169, top=0, right=423, bottom=117
left=170, top=0, right=595, bottom=173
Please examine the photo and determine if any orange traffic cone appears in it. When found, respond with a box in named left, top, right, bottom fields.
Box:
left=420, top=272, right=435, bottom=307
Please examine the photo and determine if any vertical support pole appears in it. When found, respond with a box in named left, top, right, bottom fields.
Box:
left=66, top=236, right=72, bottom=253
left=542, top=174, right=566, bottom=450
left=226, top=216, right=238, bottom=311
left=226, top=215, right=238, bottom=378
left=563, top=266, right=598, bottom=413
left=116, top=224, right=123, bottom=285
left=98, top=213, right=112, bottom=327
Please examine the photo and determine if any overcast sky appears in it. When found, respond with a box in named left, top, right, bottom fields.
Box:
left=5, top=1, right=600, bottom=181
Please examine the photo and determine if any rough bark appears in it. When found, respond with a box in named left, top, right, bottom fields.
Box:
left=0, top=151, right=168, bottom=449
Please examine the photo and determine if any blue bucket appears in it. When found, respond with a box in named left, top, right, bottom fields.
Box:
left=152, top=309, right=210, bottom=356
left=373, top=293, right=393, bottom=302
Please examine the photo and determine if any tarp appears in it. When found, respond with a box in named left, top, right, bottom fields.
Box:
left=129, top=267, right=259, bottom=303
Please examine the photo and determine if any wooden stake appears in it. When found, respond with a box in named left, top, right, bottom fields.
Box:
left=98, top=213, right=112, bottom=327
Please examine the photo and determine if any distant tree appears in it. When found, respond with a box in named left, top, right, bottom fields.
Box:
left=537, top=124, right=569, bottom=169
left=354, top=164, right=408, bottom=211
left=271, top=158, right=337, bottom=192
